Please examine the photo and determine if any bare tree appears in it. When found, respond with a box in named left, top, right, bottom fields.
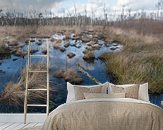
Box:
left=156, top=0, right=163, bottom=19
left=103, top=3, right=108, bottom=28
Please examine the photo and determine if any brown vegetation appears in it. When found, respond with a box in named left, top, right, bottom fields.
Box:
left=100, top=27, right=163, bottom=93
left=54, top=69, right=83, bottom=84
left=0, top=44, right=11, bottom=59
left=83, top=51, right=95, bottom=63
left=113, top=19, right=163, bottom=36
left=0, top=64, right=54, bottom=106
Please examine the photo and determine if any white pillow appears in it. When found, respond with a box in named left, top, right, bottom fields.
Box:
left=66, top=82, right=76, bottom=103
left=66, top=82, right=109, bottom=103
left=108, top=82, right=149, bottom=102
left=138, top=83, right=149, bottom=102
left=108, top=83, right=135, bottom=93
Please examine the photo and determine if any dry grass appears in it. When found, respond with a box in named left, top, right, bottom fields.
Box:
left=101, top=28, right=163, bottom=93
left=0, top=24, right=162, bottom=94
left=83, top=51, right=95, bottom=62
left=113, top=19, right=163, bottom=36
left=0, top=26, right=38, bottom=59
left=0, top=25, right=103, bottom=47
left=0, top=26, right=37, bottom=44
left=0, top=25, right=103, bottom=44
left=0, top=44, right=11, bottom=59
left=0, top=82, right=24, bottom=105
left=54, top=68, right=83, bottom=84
left=35, top=25, right=103, bottom=37
left=0, top=63, right=54, bottom=106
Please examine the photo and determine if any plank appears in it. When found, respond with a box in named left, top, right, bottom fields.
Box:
left=0, top=123, right=6, bottom=127
left=14, top=123, right=30, bottom=130
left=0, top=113, right=46, bottom=123
left=0, top=123, right=14, bottom=130
left=4, top=123, right=21, bottom=130
left=23, top=123, right=38, bottom=129
left=0, top=122, right=42, bottom=130
left=0, top=123, right=6, bottom=130
left=35, top=123, right=43, bottom=127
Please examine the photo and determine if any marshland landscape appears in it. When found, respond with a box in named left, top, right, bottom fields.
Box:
left=0, top=0, right=163, bottom=113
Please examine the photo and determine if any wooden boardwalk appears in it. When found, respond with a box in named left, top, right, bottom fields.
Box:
left=0, top=114, right=46, bottom=130
left=0, top=122, right=43, bottom=130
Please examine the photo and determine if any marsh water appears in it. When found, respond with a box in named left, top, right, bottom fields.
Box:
left=0, top=33, right=162, bottom=113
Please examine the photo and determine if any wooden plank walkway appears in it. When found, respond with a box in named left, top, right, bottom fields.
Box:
left=0, top=114, right=46, bottom=130
left=0, top=122, right=43, bottom=130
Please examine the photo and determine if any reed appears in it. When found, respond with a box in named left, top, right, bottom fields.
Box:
left=101, top=29, right=163, bottom=93
left=0, top=63, right=54, bottom=106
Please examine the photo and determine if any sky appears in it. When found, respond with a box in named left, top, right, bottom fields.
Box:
left=0, top=0, right=159, bottom=17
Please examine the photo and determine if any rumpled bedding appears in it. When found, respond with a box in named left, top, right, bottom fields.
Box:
left=42, top=98, right=163, bottom=130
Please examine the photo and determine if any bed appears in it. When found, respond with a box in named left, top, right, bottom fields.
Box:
left=41, top=82, right=163, bottom=130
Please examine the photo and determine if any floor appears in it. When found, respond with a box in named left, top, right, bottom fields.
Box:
left=0, top=122, right=43, bottom=130
left=0, top=114, right=46, bottom=130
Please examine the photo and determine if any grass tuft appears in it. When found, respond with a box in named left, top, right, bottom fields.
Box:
left=101, top=29, right=163, bottom=93
left=0, top=63, right=54, bottom=106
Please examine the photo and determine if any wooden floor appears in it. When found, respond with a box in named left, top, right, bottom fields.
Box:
left=0, top=122, right=43, bottom=130
left=0, top=114, right=46, bottom=130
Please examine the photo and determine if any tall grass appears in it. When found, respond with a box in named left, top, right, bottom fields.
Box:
left=0, top=64, right=54, bottom=106
left=101, top=29, right=163, bottom=93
